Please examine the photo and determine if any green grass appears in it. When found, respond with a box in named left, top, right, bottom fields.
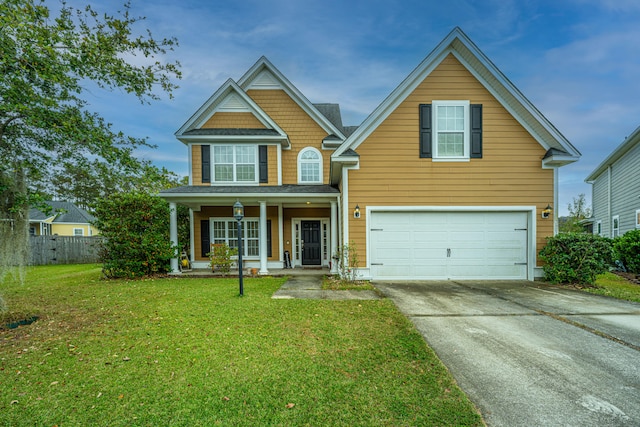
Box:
left=1, top=265, right=482, bottom=426
left=588, top=272, right=640, bottom=303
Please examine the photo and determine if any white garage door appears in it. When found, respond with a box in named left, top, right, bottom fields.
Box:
left=370, top=211, right=528, bottom=280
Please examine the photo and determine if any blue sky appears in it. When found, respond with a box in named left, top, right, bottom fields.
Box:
left=63, top=0, right=640, bottom=215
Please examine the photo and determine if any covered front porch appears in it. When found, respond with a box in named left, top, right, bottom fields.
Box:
left=161, top=185, right=341, bottom=275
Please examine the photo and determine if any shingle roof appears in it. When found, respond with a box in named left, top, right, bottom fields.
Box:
left=29, top=201, right=95, bottom=224
left=183, top=128, right=281, bottom=136
left=314, top=104, right=344, bottom=131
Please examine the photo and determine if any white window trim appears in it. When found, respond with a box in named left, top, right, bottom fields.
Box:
left=636, top=209, right=640, bottom=229
left=211, top=144, right=259, bottom=184
left=210, top=217, right=260, bottom=258
left=612, top=215, right=620, bottom=238
left=297, top=147, right=323, bottom=184
left=432, top=100, right=470, bottom=162
left=73, top=228, right=84, bottom=236
left=596, top=220, right=602, bottom=236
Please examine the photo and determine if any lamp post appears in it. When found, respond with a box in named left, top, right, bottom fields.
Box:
left=233, top=200, right=244, bottom=296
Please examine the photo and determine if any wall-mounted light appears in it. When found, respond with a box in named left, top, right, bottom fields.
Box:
left=354, top=204, right=361, bottom=219
left=541, top=204, right=552, bottom=219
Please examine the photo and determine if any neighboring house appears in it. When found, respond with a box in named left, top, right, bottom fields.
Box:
left=160, top=27, right=580, bottom=280
left=29, top=201, right=99, bottom=237
left=585, top=125, right=640, bottom=238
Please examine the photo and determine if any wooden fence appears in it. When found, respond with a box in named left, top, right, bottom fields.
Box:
left=29, top=236, right=104, bottom=265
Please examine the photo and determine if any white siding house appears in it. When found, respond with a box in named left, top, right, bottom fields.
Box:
left=586, top=126, right=640, bottom=237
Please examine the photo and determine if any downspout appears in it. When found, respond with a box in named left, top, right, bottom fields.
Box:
left=553, top=168, right=559, bottom=235
left=607, top=165, right=612, bottom=237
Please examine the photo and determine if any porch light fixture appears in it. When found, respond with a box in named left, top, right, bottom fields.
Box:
left=233, top=200, right=244, bottom=296
left=354, top=205, right=361, bottom=219
left=541, top=204, right=552, bottom=219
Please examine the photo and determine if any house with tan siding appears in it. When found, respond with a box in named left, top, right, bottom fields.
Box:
left=160, top=27, right=580, bottom=280
left=28, top=201, right=99, bottom=237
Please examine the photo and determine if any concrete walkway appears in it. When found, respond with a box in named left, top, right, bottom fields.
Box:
left=272, top=275, right=380, bottom=300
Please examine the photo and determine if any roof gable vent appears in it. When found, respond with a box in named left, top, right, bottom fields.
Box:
left=219, top=93, right=250, bottom=112
left=247, top=70, right=282, bottom=90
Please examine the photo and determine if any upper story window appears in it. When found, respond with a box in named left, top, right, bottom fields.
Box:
left=636, top=209, right=640, bottom=229
left=212, top=145, right=257, bottom=183
left=612, top=215, right=620, bottom=237
left=298, top=147, right=323, bottom=184
left=419, top=102, right=482, bottom=160
left=434, top=101, right=469, bottom=159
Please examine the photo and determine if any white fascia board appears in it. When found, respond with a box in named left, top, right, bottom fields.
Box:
left=585, top=125, right=640, bottom=182
left=175, top=79, right=289, bottom=144
left=178, top=135, right=287, bottom=143
left=542, top=154, right=580, bottom=169
left=334, top=27, right=580, bottom=161
left=238, top=57, right=346, bottom=140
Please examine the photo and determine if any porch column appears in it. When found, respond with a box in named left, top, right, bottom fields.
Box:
left=169, top=202, right=180, bottom=274
left=330, top=200, right=338, bottom=274
left=259, top=201, right=269, bottom=275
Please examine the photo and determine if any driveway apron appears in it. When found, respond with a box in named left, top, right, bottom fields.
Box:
left=375, top=280, right=640, bottom=427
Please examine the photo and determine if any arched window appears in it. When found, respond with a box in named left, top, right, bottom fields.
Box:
left=297, top=147, right=322, bottom=184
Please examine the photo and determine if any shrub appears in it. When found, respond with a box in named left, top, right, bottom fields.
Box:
left=613, top=229, right=640, bottom=273
left=93, top=192, right=177, bottom=278
left=539, top=233, right=613, bottom=285
left=207, top=244, right=238, bottom=274
left=334, top=241, right=360, bottom=284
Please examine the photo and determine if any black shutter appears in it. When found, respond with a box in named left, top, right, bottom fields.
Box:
left=201, top=145, right=211, bottom=183
left=259, top=145, right=268, bottom=183
left=266, top=219, right=272, bottom=257
left=200, top=220, right=210, bottom=257
left=470, top=104, right=482, bottom=158
left=419, top=104, right=432, bottom=158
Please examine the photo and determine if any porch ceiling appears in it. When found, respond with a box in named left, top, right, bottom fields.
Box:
left=160, top=184, right=340, bottom=209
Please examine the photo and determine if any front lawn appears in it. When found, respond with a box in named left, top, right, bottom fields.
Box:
left=0, top=265, right=482, bottom=426
left=589, top=272, right=640, bottom=303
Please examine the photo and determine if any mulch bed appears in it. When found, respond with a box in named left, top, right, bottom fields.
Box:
left=613, top=271, right=640, bottom=286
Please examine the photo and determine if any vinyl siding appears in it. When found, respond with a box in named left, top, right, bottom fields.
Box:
left=51, top=223, right=99, bottom=236
left=191, top=144, right=203, bottom=185
left=610, top=141, right=640, bottom=234
left=202, top=112, right=266, bottom=129
left=347, top=54, right=553, bottom=265
left=247, top=89, right=331, bottom=184
left=591, top=174, right=609, bottom=235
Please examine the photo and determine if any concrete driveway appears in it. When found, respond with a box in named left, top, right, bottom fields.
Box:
left=374, top=280, right=640, bottom=427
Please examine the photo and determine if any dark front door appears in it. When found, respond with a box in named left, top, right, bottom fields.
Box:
left=301, top=221, right=321, bottom=265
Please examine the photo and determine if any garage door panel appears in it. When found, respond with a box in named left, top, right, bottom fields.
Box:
left=370, top=211, right=529, bottom=280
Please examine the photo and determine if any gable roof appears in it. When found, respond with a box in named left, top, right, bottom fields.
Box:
left=237, top=56, right=347, bottom=141
left=333, top=27, right=581, bottom=167
left=29, top=201, right=95, bottom=224
left=175, top=79, right=290, bottom=147
left=585, top=125, right=640, bottom=182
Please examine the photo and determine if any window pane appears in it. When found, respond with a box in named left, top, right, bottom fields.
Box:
left=301, top=150, right=319, bottom=160
left=245, top=220, right=259, bottom=238
left=437, top=106, right=464, bottom=131
left=300, top=163, right=320, bottom=182
left=438, top=133, right=464, bottom=156
left=235, top=146, right=255, bottom=163
left=214, top=146, right=233, bottom=163
left=236, top=164, right=255, bottom=181
left=214, top=165, right=233, bottom=181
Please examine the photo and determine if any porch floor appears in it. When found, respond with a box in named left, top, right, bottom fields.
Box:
left=177, top=266, right=331, bottom=278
